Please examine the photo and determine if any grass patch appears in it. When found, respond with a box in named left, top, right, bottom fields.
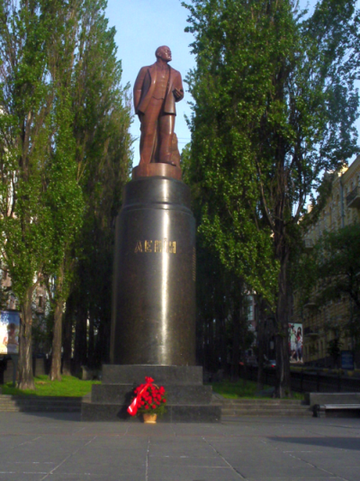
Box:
left=210, top=379, right=304, bottom=400
left=210, top=380, right=271, bottom=399
left=1, top=375, right=100, bottom=397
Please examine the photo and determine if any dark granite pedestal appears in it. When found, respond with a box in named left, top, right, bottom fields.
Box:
left=110, top=175, right=196, bottom=366
left=83, top=168, right=219, bottom=422
left=81, top=365, right=221, bottom=423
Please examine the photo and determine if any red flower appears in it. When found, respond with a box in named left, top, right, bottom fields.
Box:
left=128, top=377, right=167, bottom=417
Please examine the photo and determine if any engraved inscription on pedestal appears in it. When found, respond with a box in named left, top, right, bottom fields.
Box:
left=110, top=177, right=196, bottom=366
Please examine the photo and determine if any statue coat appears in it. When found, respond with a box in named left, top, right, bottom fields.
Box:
left=133, top=63, right=184, bottom=116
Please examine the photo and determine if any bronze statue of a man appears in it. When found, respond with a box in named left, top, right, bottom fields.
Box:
left=134, top=46, right=184, bottom=166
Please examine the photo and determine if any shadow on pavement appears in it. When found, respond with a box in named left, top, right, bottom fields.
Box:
left=268, top=436, right=360, bottom=450
left=15, top=411, right=82, bottom=422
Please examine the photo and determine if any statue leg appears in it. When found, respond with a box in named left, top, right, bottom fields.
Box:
left=158, top=114, right=175, bottom=165
left=139, top=99, right=163, bottom=164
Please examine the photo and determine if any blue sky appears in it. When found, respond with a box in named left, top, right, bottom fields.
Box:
left=106, top=0, right=358, bottom=168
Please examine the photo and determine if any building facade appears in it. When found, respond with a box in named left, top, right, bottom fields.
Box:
left=299, top=156, right=360, bottom=367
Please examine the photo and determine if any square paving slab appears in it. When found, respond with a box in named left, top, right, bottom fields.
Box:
left=0, top=412, right=359, bottom=481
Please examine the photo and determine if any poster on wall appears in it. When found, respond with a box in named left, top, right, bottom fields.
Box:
left=341, top=351, right=354, bottom=370
left=289, top=323, right=303, bottom=363
left=0, top=310, right=20, bottom=355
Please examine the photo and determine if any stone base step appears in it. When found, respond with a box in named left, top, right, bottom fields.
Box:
left=0, top=407, right=81, bottom=413
left=222, top=408, right=311, bottom=417
left=218, top=398, right=311, bottom=417
left=220, top=399, right=303, bottom=405
left=81, top=401, right=222, bottom=423
left=0, top=395, right=81, bottom=412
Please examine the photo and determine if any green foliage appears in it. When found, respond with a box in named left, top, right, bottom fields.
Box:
left=183, top=0, right=360, bottom=396
left=0, top=0, right=132, bottom=380
left=185, top=224, right=257, bottom=376
left=68, top=0, right=132, bottom=367
left=183, top=0, right=360, bottom=305
left=0, top=0, right=84, bottom=300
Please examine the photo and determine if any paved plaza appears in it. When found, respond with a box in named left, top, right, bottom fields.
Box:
left=0, top=412, right=359, bottom=481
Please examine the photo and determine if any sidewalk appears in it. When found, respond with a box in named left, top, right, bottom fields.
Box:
left=0, top=412, right=359, bottom=480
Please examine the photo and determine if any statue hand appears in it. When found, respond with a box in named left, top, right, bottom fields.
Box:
left=173, top=88, right=183, bottom=101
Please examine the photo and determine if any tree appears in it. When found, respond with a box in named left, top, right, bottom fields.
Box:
left=0, top=0, right=75, bottom=388
left=42, top=0, right=85, bottom=382
left=47, top=0, right=132, bottom=380
left=183, top=146, right=256, bottom=381
left=67, top=0, right=132, bottom=373
left=191, top=239, right=256, bottom=379
left=183, top=0, right=360, bottom=396
left=0, top=0, right=131, bottom=386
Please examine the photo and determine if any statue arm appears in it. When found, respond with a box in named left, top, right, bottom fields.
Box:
left=133, top=67, right=147, bottom=113
left=172, top=72, right=184, bottom=102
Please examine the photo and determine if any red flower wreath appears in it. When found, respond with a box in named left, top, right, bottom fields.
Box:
left=127, top=377, right=167, bottom=417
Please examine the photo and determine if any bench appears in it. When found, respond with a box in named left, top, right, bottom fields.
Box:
left=313, top=403, right=360, bottom=418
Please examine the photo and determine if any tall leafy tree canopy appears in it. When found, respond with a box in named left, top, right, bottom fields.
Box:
left=183, top=0, right=360, bottom=396
left=68, top=0, right=132, bottom=372
left=0, top=0, right=131, bottom=387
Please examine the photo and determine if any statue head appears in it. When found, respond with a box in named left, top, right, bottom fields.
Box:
left=155, top=46, right=172, bottom=63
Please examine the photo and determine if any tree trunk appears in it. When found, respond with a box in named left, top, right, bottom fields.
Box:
left=195, top=313, right=205, bottom=368
left=74, top=304, right=87, bottom=374
left=62, top=294, right=74, bottom=376
left=204, top=319, right=210, bottom=373
left=50, top=298, right=63, bottom=381
left=219, top=316, right=227, bottom=374
left=257, top=303, right=265, bottom=391
left=231, top=307, right=241, bottom=382
left=18, top=286, right=35, bottom=390
left=50, top=264, right=65, bottom=381
left=88, top=312, right=95, bottom=368
left=208, top=316, right=216, bottom=373
left=275, top=248, right=291, bottom=398
left=257, top=341, right=264, bottom=390
left=96, top=314, right=110, bottom=366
